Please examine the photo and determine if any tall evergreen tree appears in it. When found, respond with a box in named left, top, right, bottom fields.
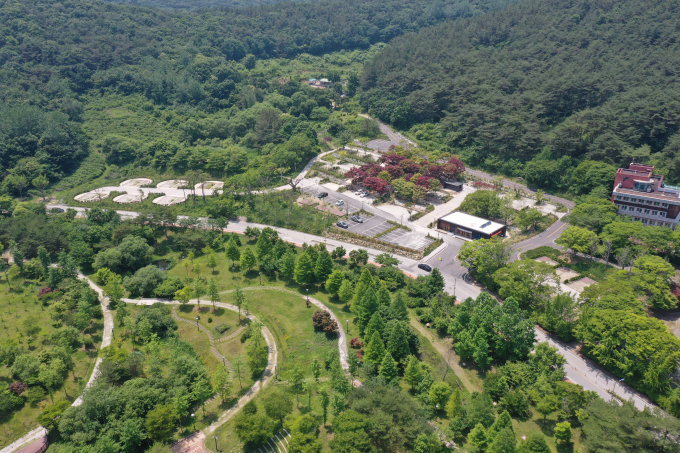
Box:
left=387, top=322, right=410, bottom=363
left=278, top=250, right=296, bottom=281
left=488, top=427, right=516, bottom=453
left=377, top=284, right=391, bottom=306
left=314, top=248, right=334, bottom=282
left=225, top=238, right=241, bottom=267
left=338, top=280, right=354, bottom=305
left=255, top=233, right=272, bottom=260
left=390, top=291, right=409, bottom=321
left=357, top=286, right=379, bottom=335
left=352, top=268, right=374, bottom=309
left=325, top=270, right=344, bottom=296
left=294, top=253, right=316, bottom=285
left=403, top=355, right=422, bottom=390
left=379, top=352, right=399, bottom=385
left=364, top=331, right=386, bottom=366
left=446, top=388, right=464, bottom=418
left=364, top=312, right=385, bottom=343
left=240, top=247, right=256, bottom=272
left=488, top=410, right=513, bottom=439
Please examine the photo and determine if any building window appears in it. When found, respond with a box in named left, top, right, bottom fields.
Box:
left=654, top=202, right=660, bottom=206
left=660, top=212, right=667, bottom=218
left=629, top=198, right=636, bottom=203
left=650, top=221, right=657, bottom=226
left=646, top=200, right=653, bottom=205
left=652, top=211, right=658, bottom=216
left=662, top=203, right=669, bottom=208
left=623, top=197, right=630, bottom=201
left=644, top=209, right=650, bottom=214
left=636, top=208, right=643, bottom=213
left=620, top=205, right=627, bottom=211
left=634, top=217, right=640, bottom=221
left=642, top=219, right=649, bottom=224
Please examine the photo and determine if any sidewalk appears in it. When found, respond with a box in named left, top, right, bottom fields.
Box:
left=413, top=185, right=476, bottom=227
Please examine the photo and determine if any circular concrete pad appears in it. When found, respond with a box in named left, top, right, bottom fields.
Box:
left=153, top=195, right=187, bottom=206
left=113, top=193, right=147, bottom=204
left=75, top=191, right=109, bottom=202
left=120, top=178, right=153, bottom=187
left=157, top=180, right=188, bottom=189
left=194, top=181, right=224, bottom=190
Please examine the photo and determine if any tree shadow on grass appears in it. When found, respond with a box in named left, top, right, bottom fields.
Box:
left=179, top=304, right=194, bottom=313
left=556, top=442, right=574, bottom=453
left=533, top=418, right=558, bottom=437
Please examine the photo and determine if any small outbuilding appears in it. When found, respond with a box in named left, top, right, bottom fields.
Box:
left=437, top=211, right=506, bottom=240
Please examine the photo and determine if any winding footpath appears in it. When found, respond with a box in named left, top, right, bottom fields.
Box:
left=2, top=278, right=350, bottom=453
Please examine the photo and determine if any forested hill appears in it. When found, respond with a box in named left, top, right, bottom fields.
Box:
left=0, top=0, right=520, bottom=104
left=102, top=0, right=296, bottom=11
left=361, top=0, right=680, bottom=186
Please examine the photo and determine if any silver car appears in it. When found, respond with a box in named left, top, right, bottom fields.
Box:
left=335, top=200, right=345, bottom=206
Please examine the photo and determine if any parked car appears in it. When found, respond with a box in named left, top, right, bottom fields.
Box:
left=418, top=263, right=432, bottom=272
left=351, top=215, right=363, bottom=223
left=317, top=192, right=329, bottom=198
left=359, top=192, right=368, bottom=198
left=354, top=189, right=363, bottom=195
left=336, top=221, right=349, bottom=229
left=335, top=200, right=345, bottom=206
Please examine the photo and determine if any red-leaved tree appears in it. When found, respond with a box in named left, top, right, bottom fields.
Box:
left=345, top=167, right=369, bottom=184
left=379, top=153, right=407, bottom=165
left=385, top=165, right=404, bottom=179
left=399, top=159, right=421, bottom=174
left=363, top=176, right=390, bottom=193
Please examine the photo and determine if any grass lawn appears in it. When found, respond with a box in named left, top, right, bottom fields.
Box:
left=0, top=274, right=104, bottom=446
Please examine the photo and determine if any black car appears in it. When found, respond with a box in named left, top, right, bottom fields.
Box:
left=336, top=221, right=349, bottom=229
left=351, top=215, right=363, bottom=223
left=317, top=192, right=329, bottom=198
left=418, top=263, right=432, bottom=272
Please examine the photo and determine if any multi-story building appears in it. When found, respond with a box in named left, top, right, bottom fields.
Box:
left=611, top=163, right=680, bottom=229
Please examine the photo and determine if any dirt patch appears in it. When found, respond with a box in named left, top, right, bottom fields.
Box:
left=535, top=256, right=559, bottom=266
left=652, top=310, right=680, bottom=340
left=566, top=277, right=595, bottom=292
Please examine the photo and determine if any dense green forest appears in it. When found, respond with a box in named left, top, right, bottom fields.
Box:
left=102, top=0, right=298, bottom=11
left=361, top=0, right=680, bottom=189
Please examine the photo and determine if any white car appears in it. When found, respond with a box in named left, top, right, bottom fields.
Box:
left=359, top=192, right=368, bottom=198
left=354, top=189, right=363, bottom=195
left=335, top=200, right=345, bottom=206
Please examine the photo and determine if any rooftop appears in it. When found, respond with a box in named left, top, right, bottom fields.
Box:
left=614, top=187, right=680, bottom=201
left=439, top=211, right=505, bottom=234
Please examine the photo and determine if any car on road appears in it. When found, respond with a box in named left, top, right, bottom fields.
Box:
left=335, top=200, right=345, bottom=206
left=317, top=192, right=329, bottom=198
left=351, top=215, right=363, bottom=223
left=336, top=221, right=349, bottom=229
left=418, top=263, right=432, bottom=272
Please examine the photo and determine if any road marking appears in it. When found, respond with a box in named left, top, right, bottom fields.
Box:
left=514, top=242, right=534, bottom=249
left=546, top=222, right=567, bottom=238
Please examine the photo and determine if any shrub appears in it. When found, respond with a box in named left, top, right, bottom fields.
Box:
left=9, top=382, right=26, bottom=396
left=350, top=337, right=364, bottom=349
left=37, top=287, right=53, bottom=297
left=240, top=327, right=252, bottom=343
left=312, top=310, right=339, bottom=334
left=215, top=323, right=231, bottom=334
left=208, top=317, right=213, bottom=323
left=83, top=337, right=94, bottom=348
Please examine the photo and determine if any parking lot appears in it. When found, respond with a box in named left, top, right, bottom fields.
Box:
left=303, top=187, right=361, bottom=214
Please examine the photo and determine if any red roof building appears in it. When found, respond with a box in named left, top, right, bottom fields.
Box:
left=611, top=163, right=680, bottom=229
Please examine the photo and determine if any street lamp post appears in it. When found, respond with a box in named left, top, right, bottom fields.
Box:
left=112, top=327, right=114, bottom=339
left=274, top=364, right=278, bottom=379
left=435, top=404, right=439, bottom=422
left=346, top=319, right=349, bottom=335
left=191, top=413, right=196, bottom=431
left=306, top=288, right=309, bottom=303
left=222, top=356, right=226, bottom=367
left=213, top=436, right=218, bottom=451
left=259, top=272, right=262, bottom=286
left=196, top=316, right=199, bottom=331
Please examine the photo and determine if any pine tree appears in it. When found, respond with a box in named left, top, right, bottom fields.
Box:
left=278, top=250, right=296, bottom=281
left=240, top=247, right=256, bottom=272
left=446, top=388, right=464, bottom=419
left=294, top=253, right=316, bottom=285
left=379, top=352, right=398, bottom=385
left=364, top=312, right=385, bottom=343
left=357, top=286, right=379, bottom=335
left=255, top=233, right=272, bottom=260
left=403, top=355, right=422, bottom=390
left=338, top=280, right=354, bottom=305
left=352, top=268, right=374, bottom=309
left=225, top=238, right=241, bottom=267
left=390, top=291, right=409, bottom=321
left=325, top=270, right=344, bottom=297
left=488, top=427, right=516, bottom=453
left=387, top=322, right=410, bottom=363
left=468, top=424, right=488, bottom=451
left=314, top=248, right=334, bottom=282
left=473, top=329, right=492, bottom=370
left=488, top=410, right=513, bottom=439
left=377, top=284, right=391, bottom=306
left=364, top=331, right=386, bottom=365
